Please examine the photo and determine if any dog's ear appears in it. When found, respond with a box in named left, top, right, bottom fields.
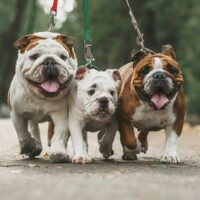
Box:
left=106, top=69, right=121, bottom=86
left=14, top=34, right=41, bottom=53
left=112, top=70, right=121, bottom=87
left=56, top=34, right=75, bottom=48
left=76, top=66, right=88, bottom=80
left=112, top=70, right=121, bottom=82
left=131, top=50, right=147, bottom=67
left=161, top=44, right=176, bottom=59
left=55, top=34, right=75, bottom=58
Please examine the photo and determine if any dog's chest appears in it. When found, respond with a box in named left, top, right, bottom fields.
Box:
left=132, top=104, right=176, bottom=131
left=85, top=121, right=108, bottom=132
left=18, top=96, right=55, bottom=122
left=22, top=108, right=51, bottom=122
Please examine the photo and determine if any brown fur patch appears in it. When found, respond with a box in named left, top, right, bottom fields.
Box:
left=14, top=35, right=44, bottom=53
left=173, top=87, right=185, bottom=135
left=118, top=118, right=137, bottom=150
left=25, top=41, right=40, bottom=52
left=48, top=122, right=54, bottom=143
left=54, top=35, right=75, bottom=59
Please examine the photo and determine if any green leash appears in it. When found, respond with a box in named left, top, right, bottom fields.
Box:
left=83, top=0, right=100, bottom=70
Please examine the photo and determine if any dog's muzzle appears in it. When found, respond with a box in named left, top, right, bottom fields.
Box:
left=26, top=57, right=72, bottom=98
left=150, top=72, right=172, bottom=95
left=42, top=58, right=59, bottom=81
left=99, top=97, right=109, bottom=111
left=136, top=72, right=180, bottom=110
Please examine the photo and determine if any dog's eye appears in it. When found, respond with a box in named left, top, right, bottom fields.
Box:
left=110, top=90, right=115, bottom=96
left=140, top=65, right=150, bottom=77
left=60, top=54, right=67, bottom=61
left=29, top=54, right=39, bottom=60
left=88, top=89, right=95, bottom=96
left=167, top=64, right=178, bottom=75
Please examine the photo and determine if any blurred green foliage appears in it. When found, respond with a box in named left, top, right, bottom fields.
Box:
left=0, top=0, right=199, bottom=114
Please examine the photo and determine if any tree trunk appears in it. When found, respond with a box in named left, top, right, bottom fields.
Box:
left=0, top=0, right=28, bottom=104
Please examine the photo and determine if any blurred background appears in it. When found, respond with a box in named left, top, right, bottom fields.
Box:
left=0, top=0, right=199, bottom=122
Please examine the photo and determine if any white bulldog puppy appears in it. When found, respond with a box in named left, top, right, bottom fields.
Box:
left=68, top=67, right=121, bottom=163
left=8, top=32, right=77, bottom=162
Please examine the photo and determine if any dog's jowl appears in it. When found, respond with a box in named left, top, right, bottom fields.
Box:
left=9, top=32, right=77, bottom=162
left=118, top=44, right=185, bottom=163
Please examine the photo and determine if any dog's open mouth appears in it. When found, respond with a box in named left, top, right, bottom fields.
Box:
left=150, top=94, right=169, bottom=109
left=135, top=86, right=180, bottom=110
left=27, top=79, right=68, bottom=97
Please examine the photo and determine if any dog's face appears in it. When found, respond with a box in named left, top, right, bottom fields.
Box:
left=131, top=45, right=183, bottom=110
left=14, top=32, right=77, bottom=99
left=75, top=67, right=121, bottom=121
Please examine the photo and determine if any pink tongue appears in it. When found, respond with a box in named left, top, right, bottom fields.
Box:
left=41, top=81, right=59, bottom=93
left=151, top=94, right=169, bottom=109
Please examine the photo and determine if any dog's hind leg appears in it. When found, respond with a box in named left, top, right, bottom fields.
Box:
left=138, top=131, right=149, bottom=153
left=83, top=131, right=88, bottom=153
left=29, top=121, right=42, bottom=156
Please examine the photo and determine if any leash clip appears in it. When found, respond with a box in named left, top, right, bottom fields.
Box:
left=48, top=10, right=56, bottom=32
left=84, top=41, right=95, bottom=64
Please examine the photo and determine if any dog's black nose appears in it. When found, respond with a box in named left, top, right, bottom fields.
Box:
left=42, top=58, right=59, bottom=80
left=44, top=58, right=56, bottom=67
left=153, top=72, right=166, bottom=80
left=99, top=97, right=109, bottom=108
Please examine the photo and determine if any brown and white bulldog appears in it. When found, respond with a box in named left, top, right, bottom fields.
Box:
left=118, top=44, right=185, bottom=163
left=8, top=32, right=77, bottom=162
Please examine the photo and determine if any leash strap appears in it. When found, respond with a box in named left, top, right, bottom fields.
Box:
left=125, top=0, right=155, bottom=54
left=48, top=0, right=58, bottom=32
left=83, top=0, right=100, bottom=70
left=51, top=0, right=58, bottom=12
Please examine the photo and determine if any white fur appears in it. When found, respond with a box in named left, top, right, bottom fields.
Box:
left=161, top=129, right=180, bottom=163
left=132, top=99, right=176, bottom=131
left=34, top=32, right=60, bottom=38
left=68, top=69, right=120, bottom=163
left=154, top=57, right=163, bottom=69
left=10, top=32, right=77, bottom=162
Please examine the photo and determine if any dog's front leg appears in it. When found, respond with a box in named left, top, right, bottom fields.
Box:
left=29, top=121, right=42, bottom=154
left=161, top=126, right=181, bottom=164
left=119, top=119, right=142, bottom=160
left=11, top=112, right=39, bottom=158
left=98, top=117, right=118, bottom=159
left=69, top=115, right=91, bottom=164
left=49, top=112, right=70, bottom=163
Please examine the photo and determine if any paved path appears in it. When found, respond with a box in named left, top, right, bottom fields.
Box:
left=0, top=119, right=200, bottom=200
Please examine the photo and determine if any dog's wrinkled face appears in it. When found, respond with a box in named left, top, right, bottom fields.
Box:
left=75, top=67, right=121, bottom=121
left=14, top=32, right=77, bottom=99
left=132, top=45, right=183, bottom=110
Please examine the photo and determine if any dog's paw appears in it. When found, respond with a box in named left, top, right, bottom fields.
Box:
left=140, top=140, right=148, bottom=153
left=99, top=145, right=114, bottom=159
left=20, top=138, right=42, bottom=158
left=72, top=154, right=92, bottom=164
left=160, top=151, right=180, bottom=164
left=49, top=151, right=69, bottom=163
left=122, top=140, right=142, bottom=160
left=122, top=150, right=138, bottom=160
left=122, top=146, right=140, bottom=160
